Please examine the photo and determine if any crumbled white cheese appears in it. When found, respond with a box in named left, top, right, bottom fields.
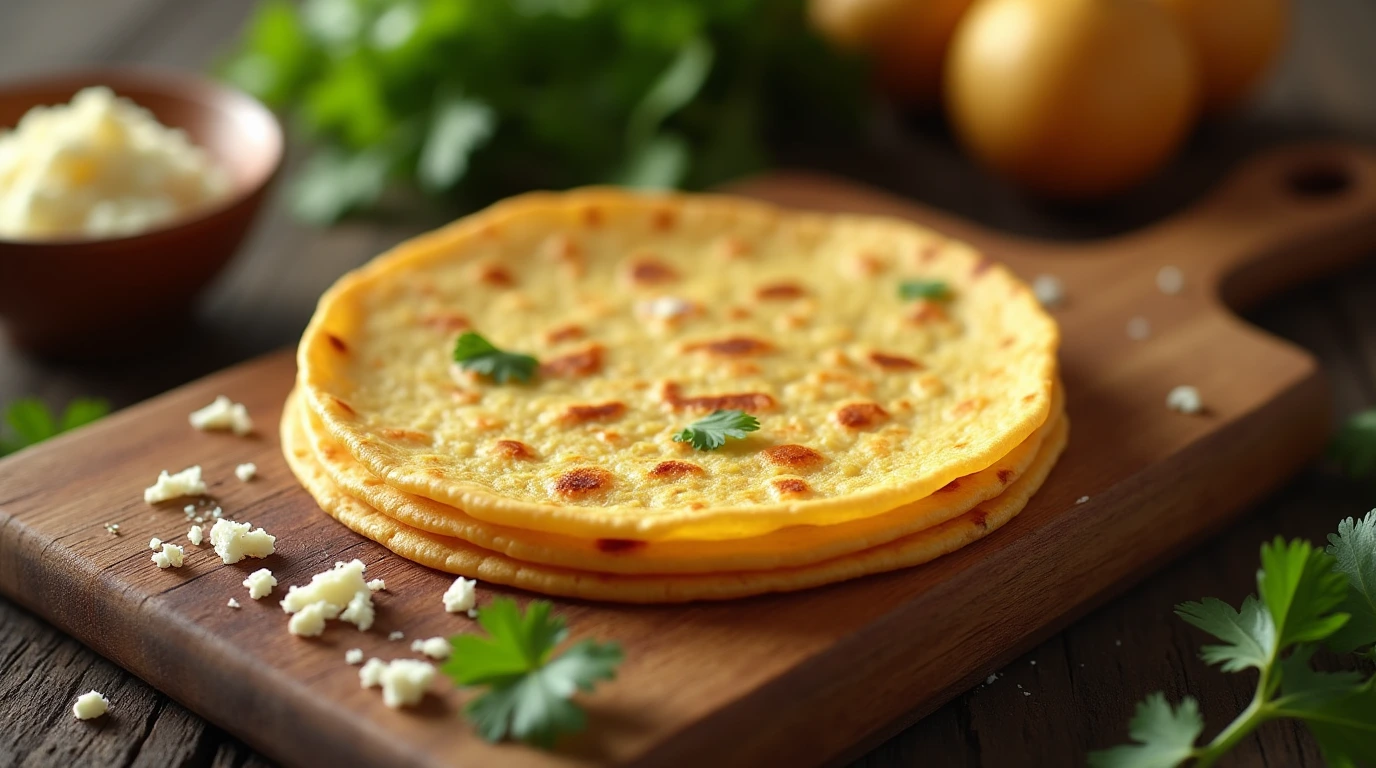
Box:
left=467, top=608, right=478, bottom=619
left=143, top=466, right=207, bottom=504
left=189, top=395, right=253, bottom=436
left=411, top=637, right=451, bottom=660
left=1076, top=495, right=1090, bottom=504
left=986, top=674, right=998, bottom=685
left=442, top=577, right=477, bottom=613
left=345, top=648, right=364, bottom=665
left=227, top=598, right=241, bottom=609
left=243, top=568, right=277, bottom=599
left=103, top=523, right=120, bottom=536
left=288, top=602, right=333, bottom=637
left=208, top=519, right=276, bottom=564
left=1156, top=265, right=1184, bottom=295
left=280, top=559, right=375, bottom=631
left=1031, top=274, right=1065, bottom=308
left=1166, top=385, right=1204, bottom=415
left=149, top=537, right=162, bottom=551
left=72, top=691, right=109, bottom=720
left=151, top=542, right=184, bottom=569
left=358, top=658, right=436, bottom=709
left=210, top=506, right=223, bottom=519
left=1126, top=316, right=1151, bottom=341
left=367, top=579, right=386, bottom=592
left=388, top=631, right=405, bottom=641
left=187, top=525, right=203, bottom=546
left=184, top=504, right=196, bottom=515
left=234, top=462, right=257, bottom=482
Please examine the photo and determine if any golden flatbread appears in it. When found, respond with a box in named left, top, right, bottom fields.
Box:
left=297, top=189, right=1059, bottom=540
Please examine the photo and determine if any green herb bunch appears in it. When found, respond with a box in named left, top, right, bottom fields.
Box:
left=223, top=0, right=866, bottom=222
left=1091, top=513, right=1376, bottom=768
left=0, top=398, right=109, bottom=457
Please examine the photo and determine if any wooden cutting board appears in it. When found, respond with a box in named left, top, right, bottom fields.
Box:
left=3, top=142, right=1376, bottom=768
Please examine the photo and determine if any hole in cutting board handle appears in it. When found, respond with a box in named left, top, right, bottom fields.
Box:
left=1285, top=161, right=1354, bottom=199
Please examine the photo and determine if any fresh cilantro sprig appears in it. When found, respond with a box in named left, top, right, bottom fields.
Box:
left=1330, top=409, right=1376, bottom=478
left=673, top=409, right=760, bottom=451
left=898, top=279, right=952, bottom=302
left=1090, top=514, right=1376, bottom=768
left=453, top=332, right=538, bottom=384
left=1, top=397, right=110, bottom=457
left=442, top=598, right=623, bottom=748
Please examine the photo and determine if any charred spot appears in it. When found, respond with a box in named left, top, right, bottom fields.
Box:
left=545, top=324, right=585, bottom=344
left=596, top=538, right=645, bottom=554
left=685, top=336, right=773, bottom=357
left=834, top=402, right=890, bottom=429
left=326, top=334, right=349, bottom=354
left=560, top=402, right=627, bottom=424
left=852, top=251, right=887, bottom=275
left=997, top=469, right=1015, bottom=485
left=756, top=282, right=806, bottom=300
left=1023, top=392, right=1039, bottom=403
left=727, top=307, right=753, bottom=320
left=380, top=429, right=431, bottom=445
left=973, top=257, right=993, bottom=276
left=651, top=208, right=677, bottom=231
left=582, top=206, right=604, bottom=228
left=868, top=352, right=923, bottom=371
left=1000, top=335, right=1016, bottom=349
left=935, top=479, right=961, bottom=493
left=772, top=478, right=810, bottom=496
left=951, top=398, right=985, bottom=417
left=971, top=508, right=990, bottom=530
left=540, top=345, right=604, bottom=378
left=663, top=383, right=777, bottom=413
left=330, top=397, right=356, bottom=416
left=762, top=444, right=825, bottom=470
left=722, top=237, right=752, bottom=259
left=479, top=265, right=515, bottom=287
left=628, top=258, right=679, bottom=286
left=906, top=301, right=948, bottom=325
left=420, top=313, right=471, bottom=332
left=648, top=460, right=705, bottom=479
left=553, top=467, right=614, bottom=497
left=492, top=440, right=536, bottom=460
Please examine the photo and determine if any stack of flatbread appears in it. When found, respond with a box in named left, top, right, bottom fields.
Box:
left=283, top=190, right=1065, bottom=603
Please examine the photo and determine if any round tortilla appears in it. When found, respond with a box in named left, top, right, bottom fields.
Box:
left=282, top=393, right=1070, bottom=603
left=297, top=189, right=1059, bottom=540
left=294, top=384, right=1063, bottom=575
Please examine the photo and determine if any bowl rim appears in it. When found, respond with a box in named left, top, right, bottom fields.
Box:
left=0, top=66, right=285, bottom=249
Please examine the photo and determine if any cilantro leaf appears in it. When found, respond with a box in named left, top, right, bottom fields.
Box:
left=898, top=279, right=952, bottom=302
left=1330, top=410, right=1376, bottom=478
left=60, top=398, right=111, bottom=432
left=672, top=409, right=760, bottom=451
left=444, top=598, right=623, bottom=748
left=1087, top=693, right=1203, bottom=768
left=453, top=332, right=538, bottom=384
left=1326, top=512, right=1376, bottom=655
left=1176, top=595, right=1274, bottom=673
left=1258, top=537, right=1350, bottom=650
left=2, top=397, right=110, bottom=457
left=1275, top=647, right=1376, bottom=766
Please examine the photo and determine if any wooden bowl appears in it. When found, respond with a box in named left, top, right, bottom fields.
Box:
left=0, top=69, right=283, bottom=355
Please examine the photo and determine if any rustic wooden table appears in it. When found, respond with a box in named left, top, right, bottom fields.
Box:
left=2, top=1, right=1375, bottom=766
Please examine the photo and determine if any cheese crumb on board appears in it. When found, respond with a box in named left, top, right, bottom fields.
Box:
left=72, top=691, right=109, bottom=720
left=209, top=519, right=276, bottom=564
left=104, top=523, right=120, bottom=536
left=442, top=577, right=477, bottom=613
left=1156, top=265, right=1184, bottom=295
left=144, top=466, right=207, bottom=503
left=189, top=395, right=253, bottom=436
left=228, top=598, right=241, bottom=609
left=411, top=637, right=451, bottom=660
left=151, top=542, right=184, bottom=569
left=1076, top=495, right=1090, bottom=504
left=187, top=525, right=203, bottom=546
left=346, top=648, right=364, bottom=665
left=358, top=658, right=436, bottom=709
left=280, top=559, right=375, bottom=631
left=1031, top=274, right=1065, bottom=308
left=388, top=631, right=405, bottom=641
left=234, top=462, right=257, bottom=482
left=288, top=602, right=333, bottom=637
left=367, top=579, right=386, bottom=592
left=1166, top=385, right=1204, bottom=415
left=243, top=568, right=277, bottom=599
left=149, top=537, right=162, bottom=551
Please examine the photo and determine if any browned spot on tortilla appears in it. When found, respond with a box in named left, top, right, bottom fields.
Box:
left=560, top=402, right=626, bottom=425
left=628, top=258, right=679, bottom=286
left=492, top=440, right=535, bottom=460
left=582, top=206, right=604, bottom=228
left=951, top=397, right=986, bottom=417
left=380, top=428, right=431, bottom=444
left=906, top=301, right=948, bottom=325
left=478, top=265, right=515, bottom=287
left=330, top=397, right=356, bottom=416
left=973, top=257, right=993, bottom=275
left=649, top=461, right=704, bottom=479
left=762, top=444, right=825, bottom=470
left=420, top=313, right=471, bottom=332
left=1000, top=335, right=1016, bottom=349
left=1023, top=392, right=1039, bottom=403
left=868, top=352, right=923, bottom=371
left=477, top=223, right=501, bottom=239
left=471, top=416, right=505, bottom=431
left=320, top=445, right=340, bottom=461
left=326, top=334, right=349, bottom=354
left=917, top=244, right=938, bottom=263
left=722, top=237, right=751, bottom=259
left=449, top=388, right=480, bottom=405
left=834, top=403, right=890, bottom=429
left=662, top=383, right=777, bottom=413
left=756, top=282, right=805, bottom=300
left=935, top=479, right=961, bottom=493
left=853, top=251, right=887, bottom=275
left=952, top=442, right=967, bottom=449
left=727, top=307, right=753, bottom=320
left=688, top=502, right=707, bottom=510
left=971, top=508, right=990, bottom=530
left=651, top=208, right=677, bottom=231
left=427, top=468, right=446, bottom=479
left=540, top=345, right=604, bottom=378
left=553, top=467, right=613, bottom=497
left=596, top=538, right=645, bottom=554
left=997, top=469, right=1015, bottom=485
left=545, top=324, right=584, bottom=344
left=772, top=478, right=810, bottom=496
left=684, top=336, right=773, bottom=357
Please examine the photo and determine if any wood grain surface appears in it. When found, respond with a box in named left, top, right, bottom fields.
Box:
left=5, top=145, right=1376, bottom=768
left=4, top=1, right=1376, bottom=766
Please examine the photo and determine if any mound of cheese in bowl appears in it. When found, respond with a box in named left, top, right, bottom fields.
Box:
left=0, top=86, right=230, bottom=241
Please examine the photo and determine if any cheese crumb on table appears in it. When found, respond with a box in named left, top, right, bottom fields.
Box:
left=1031, top=274, right=1065, bottom=308
left=234, top=462, right=257, bottom=482
left=411, top=637, right=451, bottom=660
left=1166, top=385, right=1204, bottom=415
left=227, top=598, right=241, bottom=609
left=71, top=691, right=109, bottom=720
left=151, top=542, right=184, bottom=569
left=346, top=648, right=364, bottom=665
left=187, top=525, right=203, bottom=546
left=189, top=395, right=253, bottom=436
left=1076, top=495, right=1090, bottom=504
left=1126, top=316, right=1151, bottom=341
left=388, top=631, right=405, bottom=641
left=1156, top=265, right=1185, bottom=295
left=367, top=579, right=386, bottom=592
left=442, top=577, right=477, bottom=613
left=143, top=466, right=207, bottom=503
left=208, top=519, right=276, bottom=564
left=243, top=568, right=277, bottom=599
left=358, top=658, right=436, bottom=709
left=288, top=602, right=333, bottom=637
left=104, top=523, right=120, bottom=536
left=149, top=537, right=162, bottom=551
left=280, top=559, right=375, bottom=632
